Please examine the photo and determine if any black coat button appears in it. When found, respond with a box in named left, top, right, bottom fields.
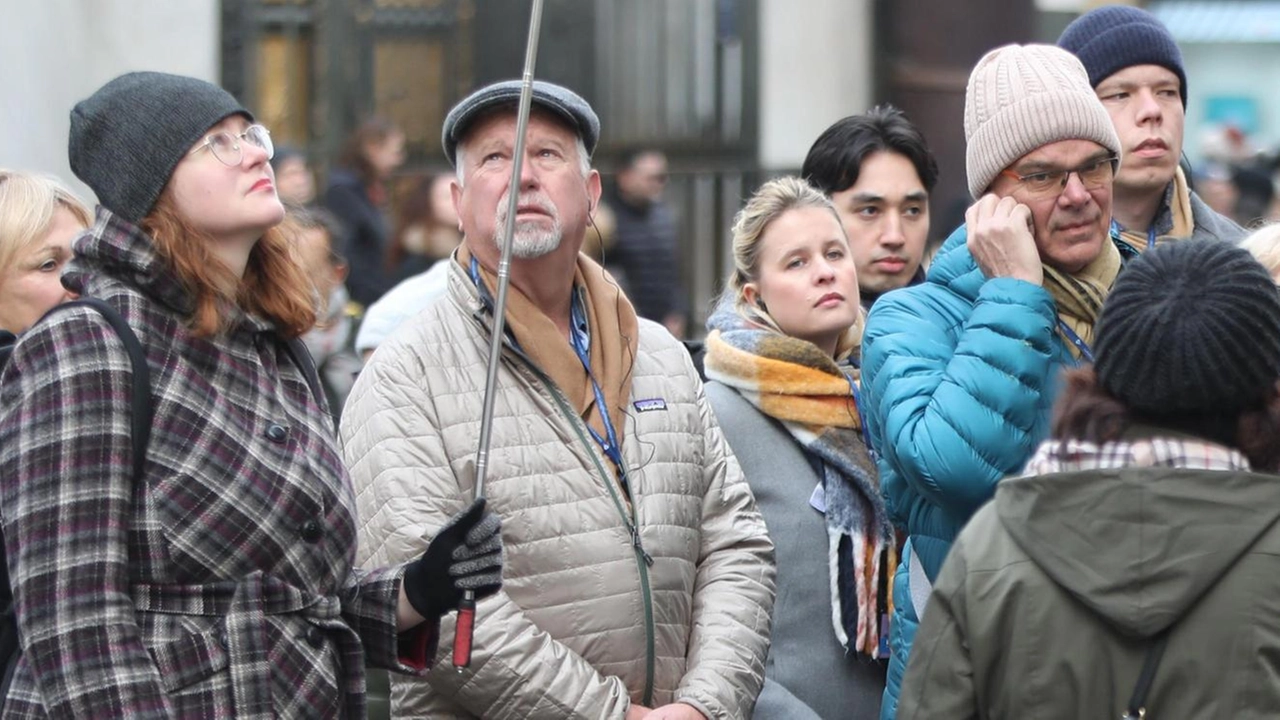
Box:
left=265, top=423, right=288, bottom=443
left=305, top=625, right=325, bottom=649
left=299, top=520, right=323, bottom=543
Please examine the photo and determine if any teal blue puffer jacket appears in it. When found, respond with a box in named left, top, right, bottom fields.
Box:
left=863, top=225, right=1077, bottom=719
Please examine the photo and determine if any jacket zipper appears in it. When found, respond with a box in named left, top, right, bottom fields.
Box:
left=475, top=311, right=658, bottom=705
left=543, top=385, right=657, bottom=705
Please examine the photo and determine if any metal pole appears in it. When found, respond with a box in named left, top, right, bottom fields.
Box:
left=453, top=0, right=546, bottom=671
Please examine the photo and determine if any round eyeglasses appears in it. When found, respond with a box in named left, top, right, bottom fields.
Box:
left=188, top=125, right=274, bottom=167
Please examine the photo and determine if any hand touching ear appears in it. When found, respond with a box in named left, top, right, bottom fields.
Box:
left=965, top=194, right=1043, bottom=286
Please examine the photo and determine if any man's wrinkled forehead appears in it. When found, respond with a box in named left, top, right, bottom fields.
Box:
left=457, top=104, right=584, bottom=153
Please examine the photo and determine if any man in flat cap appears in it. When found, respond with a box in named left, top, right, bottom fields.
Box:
left=343, top=80, right=776, bottom=720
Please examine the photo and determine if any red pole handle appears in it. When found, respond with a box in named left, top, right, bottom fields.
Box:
left=452, top=596, right=476, bottom=669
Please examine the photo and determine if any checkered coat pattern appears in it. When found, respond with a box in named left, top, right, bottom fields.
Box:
left=0, top=208, right=430, bottom=718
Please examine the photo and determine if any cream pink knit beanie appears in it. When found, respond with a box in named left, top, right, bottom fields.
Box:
left=964, top=44, right=1120, bottom=199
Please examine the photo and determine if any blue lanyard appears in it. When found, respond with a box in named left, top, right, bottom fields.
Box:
left=848, top=379, right=875, bottom=452
left=1057, top=320, right=1094, bottom=364
left=471, top=253, right=629, bottom=476
left=568, top=290, right=626, bottom=474
left=844, top=359, right=877, bottom=458
left=1110, top=218, right=1157, bottom=250
left=469, top=255, right=626, bottom=474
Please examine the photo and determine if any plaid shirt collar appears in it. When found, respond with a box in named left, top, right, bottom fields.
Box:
left=1021, top=427, right=1252, bottom=478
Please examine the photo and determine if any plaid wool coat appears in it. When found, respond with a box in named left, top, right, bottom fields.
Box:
left=0, top=209, right=431, bottom=718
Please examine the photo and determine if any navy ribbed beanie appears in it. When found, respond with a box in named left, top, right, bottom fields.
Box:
left=1057, top=5, right=1188, bottom=108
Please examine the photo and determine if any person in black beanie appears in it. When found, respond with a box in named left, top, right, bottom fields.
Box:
left=1058, top=5, right=1244, bottom=252
left=898, top=238, right=1280, bottom=718
left=0, top=70, right=502, bottom=718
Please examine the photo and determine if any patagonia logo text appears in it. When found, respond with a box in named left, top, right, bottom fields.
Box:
left=633, top=398, right=668, bottom=413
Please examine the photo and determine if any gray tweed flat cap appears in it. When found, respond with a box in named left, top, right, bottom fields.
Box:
left=442, top=80, right=600, bottom=167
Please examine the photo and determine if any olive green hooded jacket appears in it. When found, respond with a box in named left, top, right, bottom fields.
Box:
left=897, top=435, right=1280, bottom=719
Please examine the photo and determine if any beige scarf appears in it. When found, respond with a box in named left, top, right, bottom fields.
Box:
left=1113, top=166, right=1194, bottom=253
left=461, top=247, right=639, bottom=465
left=1042, top=238, right=1121, bottom=360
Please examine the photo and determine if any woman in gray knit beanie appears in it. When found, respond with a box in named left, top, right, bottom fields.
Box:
left=0, top=72, right=503, bottom=717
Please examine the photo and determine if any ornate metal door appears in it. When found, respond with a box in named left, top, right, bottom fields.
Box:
left=221, top=0, right=473, bottom=176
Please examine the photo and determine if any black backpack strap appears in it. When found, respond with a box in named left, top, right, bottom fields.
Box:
left=282, top=338, right=328, bottom=420
left=1123, top=631, right=1171, bottom=720
left=64, top=298, right=152, bottom=480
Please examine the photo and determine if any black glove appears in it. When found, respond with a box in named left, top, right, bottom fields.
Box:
left=402, top=498, right=503, bottom=619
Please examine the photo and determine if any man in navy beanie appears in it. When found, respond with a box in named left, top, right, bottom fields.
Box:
left=1058, top=5, right=1244, bottom=252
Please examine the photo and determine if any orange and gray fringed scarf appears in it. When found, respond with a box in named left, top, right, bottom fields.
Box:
left=704, top=301, right=892, bottom=657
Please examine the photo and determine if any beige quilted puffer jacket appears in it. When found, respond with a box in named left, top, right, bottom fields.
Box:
left=342, top=262, right=777, bottom=720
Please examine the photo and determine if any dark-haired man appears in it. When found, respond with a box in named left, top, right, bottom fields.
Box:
left=801, top=106, right=939, bottom=310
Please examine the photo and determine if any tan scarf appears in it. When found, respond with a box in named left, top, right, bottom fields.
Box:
left=1042, top=238, right=1121, bottom=360
left=1113, top=166, right=1195, bottom=253
left=460, top=247, right=639, bottom=464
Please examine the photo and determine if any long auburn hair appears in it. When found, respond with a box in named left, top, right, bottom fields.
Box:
left=142, top=193, right=316, bottom=338
left=1052, top=367, right=1280, bottom=473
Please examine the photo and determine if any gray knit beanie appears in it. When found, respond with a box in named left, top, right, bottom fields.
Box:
left=964, top=44, right=1121, bottom=199
left=69, top=71, right=252, bottom=223
left=1094, top=240, right=1280, bottom=417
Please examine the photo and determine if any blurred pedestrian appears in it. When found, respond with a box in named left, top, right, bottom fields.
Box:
left=0, top=170, right=90, bottom=336
left=862, top=44, right=1124, bottom=720
left=288, top=205, right=362, bottom=421
left=386, top=172, right=461, bottom=283
left=270, top=145, right=316, bottom=206
left=802, top=105, right=938, bottom=311
left=604, top=148, right=687, bottom=338
left=343, top=79, right=776, bottom=720
left=1058, top=4, right=1244, bottom=250
left=0, top=71, right=502, bottom=717
left=324, top=117, right=405, bottom=308
left=898, top=239, right=1280, bottom=719
left=705, top=176, right=887, bottom=720
left=1240, top=222, right=1280, bottom=283
left=1230, top=163, right=1275, bottom=228
left=354, top=257, right=450, bottom=361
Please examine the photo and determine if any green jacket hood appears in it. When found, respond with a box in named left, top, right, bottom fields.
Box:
left=995, top=465, right=1280, bottom=638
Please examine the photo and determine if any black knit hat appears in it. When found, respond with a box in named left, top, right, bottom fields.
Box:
left=1057, top=5, right=1188, bottom=109
left=1094, top=240, right=1280, bottom=417
left=69, top=72, right=252, bottom=223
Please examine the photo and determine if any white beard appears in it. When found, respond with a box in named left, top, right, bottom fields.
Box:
left=493, top=191, right=563, bottom=259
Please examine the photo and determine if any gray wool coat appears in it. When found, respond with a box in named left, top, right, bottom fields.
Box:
left=706, top=382, right=885, bottom=720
